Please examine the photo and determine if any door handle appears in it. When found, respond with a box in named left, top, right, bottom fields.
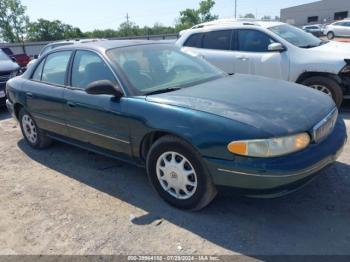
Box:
left=26, top=92, right=33, bottom=97
left=237, top=56, right=249, bottom=61
left=67, top=101, right=76, bottom=108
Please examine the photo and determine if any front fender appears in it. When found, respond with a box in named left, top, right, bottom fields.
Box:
left=126, top=97, right=270, bottom=161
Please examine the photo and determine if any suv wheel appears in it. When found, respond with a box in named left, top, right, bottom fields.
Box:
left=19, top=108, right=52, bottom=149
left=302, top=76, right=343, bottom=108
left=327, top=31, right=335, bottom=40
left=146, top=135, right=217, bottom=211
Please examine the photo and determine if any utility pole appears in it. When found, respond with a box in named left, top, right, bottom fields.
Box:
left=126, top=13, right=130, bottom=36
left=234, top=0, right=237, bottom=18
left=126, top=13, right=130, bottom=24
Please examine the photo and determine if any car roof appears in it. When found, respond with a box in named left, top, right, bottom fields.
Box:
left=53, top=39, right=170, bottom=53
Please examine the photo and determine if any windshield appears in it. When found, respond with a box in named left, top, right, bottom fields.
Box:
left=269, top=24, right=323, bottom=48
left=106, top=44, right=225, bottom=95
left=0, top=50, right=11, bottom=62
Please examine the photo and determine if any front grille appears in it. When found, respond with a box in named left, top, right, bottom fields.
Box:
left=0, top=74, right=11, bottom=83
left=313, top=108, right=338, bottom=143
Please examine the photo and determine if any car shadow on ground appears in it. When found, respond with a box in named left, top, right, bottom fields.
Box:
left=18, top=138, right=350, bottom=256
left=0, top=107, right=11, bottom=121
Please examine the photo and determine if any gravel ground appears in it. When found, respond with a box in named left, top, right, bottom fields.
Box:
left=0, top=105, right=350, bottom=257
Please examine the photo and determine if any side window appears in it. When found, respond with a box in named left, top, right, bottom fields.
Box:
left=202, top=30, right=232, bottom=50
left=184, top=34, right=203, bottom=48
left=238, top=30, right=276, bottom=52
left=71, top=50, right=116, bottom=89
left=32, top=58, right=45, bottom=81
left=41, top=51, right=72, bottom=86
left=344, top=22, right=350, bottom=27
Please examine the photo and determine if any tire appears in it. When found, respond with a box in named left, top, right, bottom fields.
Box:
left=301, top=76, right=343, bottom=108
left=327, top=31, right=335, bottom=40
left=146, top=135, right=217, bottom=211
left=19, top=108, right=52, bottom=149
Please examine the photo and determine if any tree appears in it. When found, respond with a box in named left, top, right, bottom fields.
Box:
left=176, top=0, right=218, bottom=31
left=243, top=13, right=255, bottom=19
left=0, top=0, right=29, bottom=43
left=261, top=15, right=271, bottom=21
left=198, top=0, right=218, bottom=22
left=27, top=19, right=83, bottom=41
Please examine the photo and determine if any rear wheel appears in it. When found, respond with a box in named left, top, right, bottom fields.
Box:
left=327, top=31, right=335, bottom=40
left=301, top=76, right=343, bottom=108
left=19, top=108, right=52, bottom=149
left=146, top=136, right=217, bottom=210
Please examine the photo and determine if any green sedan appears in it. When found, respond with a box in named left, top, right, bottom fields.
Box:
left=5, top=41, right=347, bottom=210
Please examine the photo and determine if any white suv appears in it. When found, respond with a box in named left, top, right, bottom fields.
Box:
left=176, top=20, right=350, bottom=107
left=324, top=19, right=350, bottom=39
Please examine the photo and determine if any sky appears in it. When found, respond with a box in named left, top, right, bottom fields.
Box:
left=21, top=0, right=318, bottom=32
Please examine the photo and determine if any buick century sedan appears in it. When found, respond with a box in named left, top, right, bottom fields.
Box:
left=6, top=40, right=347, bottom=210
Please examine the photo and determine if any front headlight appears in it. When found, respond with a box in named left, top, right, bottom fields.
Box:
left=341, top=60, right=350, bottom=74
left=227, top=133, right=311, bottom=158
left=10, top=71, right=17, bottom=78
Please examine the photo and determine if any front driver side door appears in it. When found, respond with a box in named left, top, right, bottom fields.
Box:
left=64, top=50, right=132, bottom=160
left=233, top=29, right=289, bottom=81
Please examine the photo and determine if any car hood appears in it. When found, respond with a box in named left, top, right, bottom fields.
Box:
left=311, top=41, right=350, bottom=57
left=0, top=60, right=19, bottom=72
left=146, top=74, right=335, bottom=136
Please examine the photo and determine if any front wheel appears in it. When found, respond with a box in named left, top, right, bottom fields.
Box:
left=301, top=76, right=343, bottom=108
left=327, top=31, right=335, bottom=40
left=146, top=136, right=217, bottom=211
left=19, top=108, right=52, bottom=149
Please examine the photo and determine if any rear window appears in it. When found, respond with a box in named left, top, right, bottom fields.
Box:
left=202, top=30, right=232, bottom=50
left=184, top=33, right=203, bottom=48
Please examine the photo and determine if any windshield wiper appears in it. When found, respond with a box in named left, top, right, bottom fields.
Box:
left=299, top=44, right=318, bottom=48
left=145, top=87, right=182, bottom=96
left=300, top=41, right=326, bottom=49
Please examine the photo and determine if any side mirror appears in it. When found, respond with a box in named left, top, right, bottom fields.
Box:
left=33, top=55, right=39, bottom=59
left=268, top=43, right=286, bottom=52
left=11, top=57, right=17, bottom=63
left=85, top=80, right=123, bottom=98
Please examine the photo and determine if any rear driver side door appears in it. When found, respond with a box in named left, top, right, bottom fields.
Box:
left=24, top=51, right=72, bottom=136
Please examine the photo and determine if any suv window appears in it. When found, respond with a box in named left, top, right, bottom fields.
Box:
left=41, top=51, right=72, bottom=86
left=202, top=30, right=232, bottom=50
left=71, top=50, right=116, bottom=89
left=238, top=29, right=275, bottom=52
left=184, top=33, right=203, bottom=48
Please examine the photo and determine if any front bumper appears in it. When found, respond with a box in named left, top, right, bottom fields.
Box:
left=0, top=82, right=6, bottom=107
left=204, top=118, right=347, bottom=197
left=6, top=99, right=15, bottom=119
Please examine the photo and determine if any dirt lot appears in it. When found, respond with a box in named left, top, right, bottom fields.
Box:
left=0, top=105, right=350, bottom=257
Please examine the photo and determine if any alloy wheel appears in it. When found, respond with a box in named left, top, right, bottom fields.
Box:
left=311, top=84, right=332, bottom=97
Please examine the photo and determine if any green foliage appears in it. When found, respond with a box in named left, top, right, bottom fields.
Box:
left=0, top=0, right=29, bottom=43
left=27, top=19, right=84, bottom=41
left=0, top=0, right=219, bottom=43
left=176, top=0, right=218, bottom=30
left=243, top=13, right=255, bottom=19
left=261, top=15, right=271, bottom=21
